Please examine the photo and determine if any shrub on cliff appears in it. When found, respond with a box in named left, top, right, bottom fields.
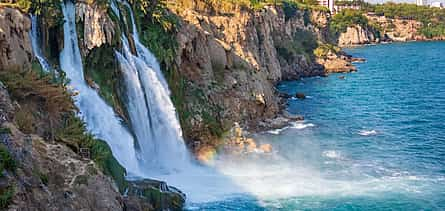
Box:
left=364, top=3, right=445, bottom=37
left=0, top=66, right=127, bottom=193
left=0, top=144, right=16, bottom=173
left=330, top=9, right=369, bottom=33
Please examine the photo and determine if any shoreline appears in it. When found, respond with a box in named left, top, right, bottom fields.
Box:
left=340, top=38, right=445, bottom=48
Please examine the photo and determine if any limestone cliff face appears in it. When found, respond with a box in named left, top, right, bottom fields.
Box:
left=169, top=3, right=334, bottom=147
left=76, top=1, right=117, bottom=55
left=338, top=25, right=377, bottom=47
left=366, top=15, right=422, bottom=42
left=0, top=7, right=32, bottom=70
left=338, top=15, right=445, bottom=46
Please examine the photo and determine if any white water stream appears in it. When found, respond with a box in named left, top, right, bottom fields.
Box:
left=59, top=0, right=142, bottom=175
left=29, top=15, right=52, bottom=72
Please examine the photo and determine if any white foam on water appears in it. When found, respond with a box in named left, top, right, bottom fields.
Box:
left=322, top=150, right=342, bottom=159
left=267, top=122, right=315, bottom=135
left=290, top=122, right=315, bottom=129
left=359, top=129, right=378, bottom=136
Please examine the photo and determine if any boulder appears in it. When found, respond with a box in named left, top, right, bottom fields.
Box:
left=295, top=92, right=306, bottom=99
left=282, top=111, right=304, bottom=121
left=125, top=179, right=186, bottom=211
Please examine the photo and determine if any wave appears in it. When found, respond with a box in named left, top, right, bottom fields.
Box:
left=322, top=150, right=342, bottom=159
left=358, top=129, right=378, bottom=136
left=266, top=122, right=315, bottom=135
left=290, top=122, right=315, bottom=129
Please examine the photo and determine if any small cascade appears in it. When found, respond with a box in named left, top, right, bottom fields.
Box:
left=29, top=15, right=52, bottom=72
left=110, top=0, right=120, bottom=20
left=59, top=0, right=141, bottom=175
left=115, top=2, right=189, bottom=172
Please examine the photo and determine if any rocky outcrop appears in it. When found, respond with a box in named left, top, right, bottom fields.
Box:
left=76, top=1, right=117, bottom=55
left=316, top=50, right=357, bottom=73
left=0, top=80, right=185, bottom=210
left=0, top=83, right=123, bottom=210
left=124, top=179, right=186, bottom=211
left=0, top=7, right=32, bottom=70
left=338, top=14, right=445, bottom=46
left=338, top=25, right=377, bottom=47
left=169, top=2, right=342, bottom=149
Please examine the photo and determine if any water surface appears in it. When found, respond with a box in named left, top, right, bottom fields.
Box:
left=189, top=42, right=445, bottom=210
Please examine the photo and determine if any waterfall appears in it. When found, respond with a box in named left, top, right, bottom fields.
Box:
left=29, top=15, right=52, bottom=72
left=110, top=0, right=120, bottom=20
left=115, top=2, right=189, bottom=172
left=59, top=0, right=141, bottom=176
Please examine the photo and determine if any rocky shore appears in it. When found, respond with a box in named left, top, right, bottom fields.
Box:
left=337, top=14, right=445, bottom=47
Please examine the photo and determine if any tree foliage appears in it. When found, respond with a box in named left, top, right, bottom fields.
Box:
left=330, top=9, right=369, bottom=33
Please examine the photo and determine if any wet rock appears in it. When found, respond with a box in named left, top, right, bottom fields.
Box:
left=351, top=57, right=366, bottom=63
left=338, top=75, right=346, bottom=80
left=295, top=92, right=306, bottom=99
left=76, top=2, right=116, bottom=54
left=278, top=92, right=292, bottom=99
left=282, top=111, right=304, bottom=121
left=125, top=179, right=186, bottom=211
left=259, top=144, right=272, bottom=153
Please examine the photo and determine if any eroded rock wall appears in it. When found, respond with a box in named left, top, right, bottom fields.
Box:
left=338, top=25, right=377, bottom=46
left=0, top=7, right=32, bottom=70
left=169, top=3, right=334, bottom=148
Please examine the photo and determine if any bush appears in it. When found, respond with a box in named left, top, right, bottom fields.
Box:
left=330, top=9, right=369, bottom=33
left=0, top=186, right=14, bottom=209
left=0, top=67, right=74, bottom=138
left=55, top=114, right=127, bottom=192
left=87, top=139, right=128, bottom=192
left=0, top=144, right=16, bottom=173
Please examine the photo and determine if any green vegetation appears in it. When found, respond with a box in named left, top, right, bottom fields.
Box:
left=172, top=0, right=328, bottom=15
left=0, top=66, right=127, bottom=193
left=313, top=43, right=340, bottom=58
left=55, top=114, right=128, bottom=192
left=0, top=144, right=17, bottom=173
left=335, top=0, right=365, bottom=6
left=88, top=139, right=127, bottom=192
left=0, top=186, right=14, bottom=209
left=0, top=67, right=74, bottom=136
left=330, top=9, right=369, bottom=33
left=131, top=0, right=179, bottom=70
left=363, top=3, right=445, bottom=38
left=84, top=45, right=123, bottom=110
left=275, top=28, right=318, bottom=61
left=0, top=0, right=31, bottom=12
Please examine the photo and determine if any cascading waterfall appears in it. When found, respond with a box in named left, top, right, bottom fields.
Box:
left=59, top=0, right=141, bottom=175
left=111, top=3, right=248, bottom=203
left=115, top=2, right=189, bottom=172
left=110, top=0, right=120, bottom=20
left=29, top=15, right=52, bottom=72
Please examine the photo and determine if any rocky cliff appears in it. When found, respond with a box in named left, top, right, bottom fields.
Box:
left=337, top=24, right=377, bottom=46
left=165, top=1, right=354, bottom=152
left=0, top=7, right=32, bottom=70
left=338, top=14, right=445, bottom=47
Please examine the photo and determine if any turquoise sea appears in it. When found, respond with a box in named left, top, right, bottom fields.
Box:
left=188, top=42, right=445, bottom=210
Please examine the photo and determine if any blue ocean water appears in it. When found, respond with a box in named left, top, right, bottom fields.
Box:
left=188, top=42, right=445, bottom=210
